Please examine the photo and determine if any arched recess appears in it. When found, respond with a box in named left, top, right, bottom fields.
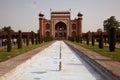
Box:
left=46, top=23, right=50, bottom=29
left=72, top=23, right=76, bottom=30
left=55, top=21, right=67, bottom=39
left=46, top=31, right=50, bottom=37
left=72, top=31, right=76, bottom=36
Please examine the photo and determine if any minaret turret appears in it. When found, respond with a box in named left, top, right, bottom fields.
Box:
left=77, top=12, right=83, bottom=20
left=77, top=12, right=83, bottom=36
left=39, top=12, right=45, bottom=38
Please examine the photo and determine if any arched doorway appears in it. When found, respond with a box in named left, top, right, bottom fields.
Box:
left=55, top=21, right=67, bottom=39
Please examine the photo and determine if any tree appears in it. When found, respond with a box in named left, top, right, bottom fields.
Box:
left=37, top=30, right=41, bottom=44
left=97, top=28, right=102, bottom=32
left=40, top=35, right=44, bottom=43
left=109, top=27, right=116, bottom=52
left=7, top=27, right=12, bottom=52
left=31, top=31, right=35, bottom=45
left=86, top=33, right=89, bottom=45
left=26, top=34, right=29, bottom=46
left=103, top=16, right=119, bottom=51
left=104, top=36, right=107, bottom=45
left=116, top=29, right=120, bottom=42
left=70, top=36, right=75, bottom=42
left=92, top=32, right=95, bottom=46
left=17, top=30, right=22, bottom=49
left=75, top=35, right=82, bottom=43
left=99, top=32, right=103, bottom=49
left=1, top=26, right=14, bottom=32
left=103, top=16, right=120, bottom=32
left=76, top=35, right=79, bottom=42
left=35, top=33, right=38, bottom=45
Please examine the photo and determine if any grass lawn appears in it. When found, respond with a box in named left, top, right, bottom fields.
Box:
left=0, top=42, right=52, bottom=62
left=73, top=42, right=120, bottom=62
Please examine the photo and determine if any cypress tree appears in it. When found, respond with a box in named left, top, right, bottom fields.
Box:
left=68, top=36, right=71, bottom=41
left=31, top=31, right=35, bottom=45
left=35, top=33, right=38, bottom=45
left=73, top=36, right=76, bottom=42
left=37, top=30, right=41, bottom=44
left=38, top=33, right=40, bottom=44
left=92, top=32, right=95, bottom=46
left=40, top=36, right=44, bottom=43
left=70, top=36, right=74, bottom=42
left=104, top=36, right=107, bottom=45
left=99, top=32, right=103, bottom=49
left=71, top=36, right=74, bottom=42
left=80, top=36, right=82, bottom=44
left=86, top=33, right=89, bottom=45
left=26, top=34, right=29, bottom=46
left=7, top=27, right=12, bottom=52
left=109, top=27, right=116, bottom=52
left=76, top=35, right=80, bottom=43
left=17, top=30, right=22, bottom=49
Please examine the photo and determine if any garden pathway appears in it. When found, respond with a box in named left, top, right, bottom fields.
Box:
left=17, top=41, right=105, bottom=80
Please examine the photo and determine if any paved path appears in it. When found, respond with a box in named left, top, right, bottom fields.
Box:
left=17, top=41, right=104, bottom=80
left=66, top=41, right=120, bottom=79
left=0, top=42, right=54, bottom=79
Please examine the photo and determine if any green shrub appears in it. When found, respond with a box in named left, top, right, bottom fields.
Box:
left=31, top=31, right=35, bottom=45
left=109, top=27, right=116, bottom=52
left=7, top=27, right=12, bottom=52
left=26, top=34, right=29, bottom=46
left=17, top=30, right=22, bottom=49
left=99, top=32, right=103, bottom=49
left=92, top=32, right=95, bottom=46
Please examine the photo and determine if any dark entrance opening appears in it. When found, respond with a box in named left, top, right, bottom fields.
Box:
left=55, top=22, right=67, bottom=39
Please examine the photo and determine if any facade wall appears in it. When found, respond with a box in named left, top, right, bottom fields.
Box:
left=39, top=11, right=83, bottom=40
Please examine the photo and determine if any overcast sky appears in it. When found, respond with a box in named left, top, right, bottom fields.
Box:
left=0, top=0, right=120, bottom=32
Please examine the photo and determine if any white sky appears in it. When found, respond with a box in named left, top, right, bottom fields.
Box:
left=0, top=0, right=120, bottom=32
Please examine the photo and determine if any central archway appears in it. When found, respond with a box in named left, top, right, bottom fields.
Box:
left=55, top=21, right=67, bottom=39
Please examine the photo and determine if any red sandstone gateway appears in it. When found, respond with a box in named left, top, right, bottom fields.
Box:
left=39, top=10, right=83, bottom=40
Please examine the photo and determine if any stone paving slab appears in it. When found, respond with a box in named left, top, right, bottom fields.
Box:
left=17, top=41, right=105, bottom=80
left=65, top=41, right=120, bottom=79
left=0, top=42, right=54, bottom=77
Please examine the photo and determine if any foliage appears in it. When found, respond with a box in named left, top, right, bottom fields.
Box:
left=17, top=30, right=22, bottom=49
left=73, top=42, right=120, bottom=62
left=86, top=33, right=89, bottom=45
left=99, top=32, right=104, bottom=49
left=40, top=36, right=43, bottom=43
left=109, top=27, right=116, bottom=52
left=116, top=29, right=120, bottom=42
left=38, top=35, right=41, bottom=44
left=104, top=36, right=107, bottom=45
left=103, top=16, right=120, bottom=32
left=44, top=36, right=53, bottom=42
left=26, top=34, right=29, bottom=46
left=1, top=26, right=14, bottom=32
left=97, top=28, right=102, bottom=32
left=37, top=31, right=41, bottom=44
left=35, top=33, right=38, bottom=45
left=92, top=32, right=95, bottom=46
left=0, top=41, right=52, bottom=62
left=72, top=36, right=76, bottom=42
left=75, top=35, right=82, bottom=43
left=7, top=27, right=12, bottom=52
left=31, top=31, right=35, bottom=45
